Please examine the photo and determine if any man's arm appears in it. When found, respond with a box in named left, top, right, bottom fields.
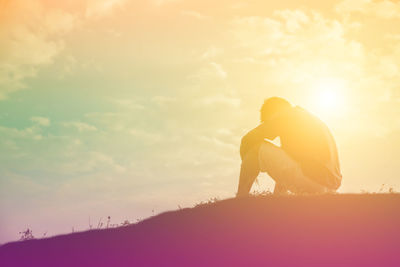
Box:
left=240, top=123, right=276, bottom=160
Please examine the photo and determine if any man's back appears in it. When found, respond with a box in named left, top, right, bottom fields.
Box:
left=273, top=107, right=342, bottom=189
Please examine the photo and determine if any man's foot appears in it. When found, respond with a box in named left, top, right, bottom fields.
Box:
left=273, top=183, right=288, bottom=195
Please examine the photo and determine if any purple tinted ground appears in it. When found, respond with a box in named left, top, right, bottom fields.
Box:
left=1, top=194, right=400, bottom=267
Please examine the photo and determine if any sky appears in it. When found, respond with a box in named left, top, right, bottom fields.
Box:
left=1, top=0, right=400, bottom=243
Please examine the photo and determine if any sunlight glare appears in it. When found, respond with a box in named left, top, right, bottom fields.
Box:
left=318, top=88, right=339, bottom=109
left=309, top=77, right=347, bottom=120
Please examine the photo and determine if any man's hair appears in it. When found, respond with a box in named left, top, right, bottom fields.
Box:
left=260, top=97, right=292, bottom=122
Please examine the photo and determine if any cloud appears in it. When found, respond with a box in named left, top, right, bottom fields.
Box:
left=151, top=95, right=177, bottom=106
left=377, top=57, right=399, bottom=78
left=129, top=129, right=163, bottom=143
left=0, top=125, right=43, bottom=141
left=63, top=121, right=98, bottom=132
left=201, top=46, right=221, bottom=60
left=216, top=128, right=234, bottom=136
left=0, top=0, right=127, bottom=100
left=201, top=94, right=241, bottom=108
left=335, top=0, right=370, bottom=14
left=60, top=151, right=126, bottom=173
left=197, top=135, right=237, bottom=151
left=274, top=9, right=310, bottom=32
left=85, top=0, right=127, bottom=18
left=231, top=16, right=283, bottom=50
left=230, top=2, right=249, bottom=9
left=151, top=0, right=181, bottom=7
left=85, top=112, right=134, bottom=132
left=232, top=10, right=351, bottom=55
left=189, top=62, right=228, bottom=81
left=230, top=9, right=366, bottom=86
left=336, top=0, right=400, bottom=19
left=111, top=99, right=145, bottom=110
left=181, top=10, right=208, bottom=20
left=0, top=1, right=78, bottom=100
left=31, top=116, right=51, bottom=127
left=45, top=9, right=78, bottom=33
left=210, top=62, right=228, bottom=79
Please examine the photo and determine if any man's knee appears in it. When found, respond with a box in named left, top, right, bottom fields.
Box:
left=241, top=141, right=263, bottom=162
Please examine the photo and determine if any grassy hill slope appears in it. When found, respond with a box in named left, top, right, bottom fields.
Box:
left=1, top=194, right=400, bottom=266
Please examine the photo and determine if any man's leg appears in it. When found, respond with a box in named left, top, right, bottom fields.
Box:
left=273, top=183, right=288, bottom=195
left=236, top=143, right=262, bottom=198
left=259, top=141, right=328, bottom=194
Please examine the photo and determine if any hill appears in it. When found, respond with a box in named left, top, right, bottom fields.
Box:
left=1, top=194, right=400, bottom=266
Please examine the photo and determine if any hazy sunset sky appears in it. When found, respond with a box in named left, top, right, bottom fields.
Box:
left=1, top=0, right=400, bottom=243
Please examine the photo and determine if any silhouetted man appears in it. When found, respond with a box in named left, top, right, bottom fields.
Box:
left=237, top=97, right=342, bottom=196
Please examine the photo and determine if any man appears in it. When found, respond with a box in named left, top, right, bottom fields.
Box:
left=237, top=97, right=342, bottom=197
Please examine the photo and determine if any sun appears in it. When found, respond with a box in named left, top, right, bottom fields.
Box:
left=317, top=88, right=340, bottom=109
left=309, top=77, right=348, bottom=119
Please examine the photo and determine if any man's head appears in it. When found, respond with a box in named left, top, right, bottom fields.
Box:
left=260, top=97, right=292, bottom=122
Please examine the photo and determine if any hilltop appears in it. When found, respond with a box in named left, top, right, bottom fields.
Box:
left=1, top=194, right=400, bottom=266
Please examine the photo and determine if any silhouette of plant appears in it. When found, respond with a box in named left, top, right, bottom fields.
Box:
left=97, top=217, right=103, bottom=229
left=377, top=184, right=397, bottom=194
left=120, top=220, right=131, bottom=226
left=379, top=184, right=385, bottom=193
left=106, top=216, right=111, bottom=228
left=88, top=217, right=93, bottom=229
left=194, top=197, right=220, bottom=207
left=251, top=189, right=273, bottom=197
left=19, top=228, right=34, bottom=241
